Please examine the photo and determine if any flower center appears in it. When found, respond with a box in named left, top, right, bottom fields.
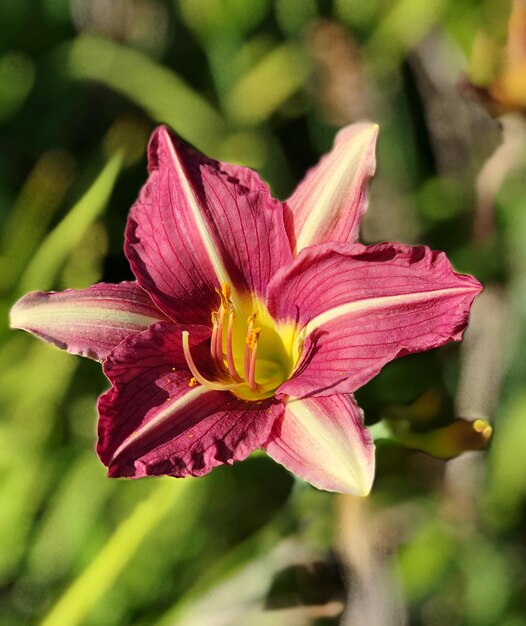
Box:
left=182, top=284, right=297, bottom=401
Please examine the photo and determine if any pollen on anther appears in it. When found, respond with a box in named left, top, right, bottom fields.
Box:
left=247, top=328, right=261, bottom=349
left=188, top=377, right=198, bottom=387
left=215, top=283, right=231, bottom=308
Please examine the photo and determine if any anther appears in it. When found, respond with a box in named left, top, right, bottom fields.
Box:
left=215, top=284, right=230, bottom=309
left=215, top=304, right=225, bottom=366
left=248, top=328, right=261, bottom=349
left=188, top=377, right=198, bottom=387
left=210, top=311, right=219, bottom=362
left=221, top=283, right=231, bottom=300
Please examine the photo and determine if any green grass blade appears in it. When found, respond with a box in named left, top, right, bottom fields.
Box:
left=39, top=479, right=192, bottom=626
left=17, top=152, right=122, bottom=295
left=225, top=42, right=310, bottom=126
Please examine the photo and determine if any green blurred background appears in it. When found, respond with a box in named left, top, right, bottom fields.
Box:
left=2, top=1, right=526, bottom=625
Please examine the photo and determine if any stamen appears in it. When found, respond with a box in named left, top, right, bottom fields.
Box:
left=215, top=304, right=225, bottom=364
left=247, top=328, right=261, bottom=391
left=210, top=311, right=218, bottom=361
left=226, top=307, right=244, bottom=382
left=244, top=313, right=256, bottom=380
left=182, top=331, right=238, bottom=391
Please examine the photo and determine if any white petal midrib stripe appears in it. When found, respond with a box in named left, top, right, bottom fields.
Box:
left=303, top=285, right=476, bottom=337
left=294, top=126, right=374, bottom=253
left=110, top=385, right=209, bottom=463
left=285, top=398, right=370, bottom=492
left=166, top=136, right=240, bottom=307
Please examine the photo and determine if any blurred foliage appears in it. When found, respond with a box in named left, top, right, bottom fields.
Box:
left=1, top=1, right=525, bottom=625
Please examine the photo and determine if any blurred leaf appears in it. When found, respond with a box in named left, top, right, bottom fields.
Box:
left=0, top=339, right=77, bottom=443
left=102, top=114, right=151, bottom=168
left=398, top=519, right=456, bottom=601
left=368, top=420, right=393, bottom=441
left=366, top=0, right=447, bottom=71
left=179, top=0, right=271, bottom=98
left=485, top=392, right=526, bottom=527
left=0, top=149, right=76, bottom=292
left=265, top=560, right=342, bottom=609
left=225, top=43, right=310, bottom=125
left=103, top=457, right=295, bottom=626
left=63, top=35, right=227, bottom=153
left=334, top=0, right=378, bottom=29
left=0, top=459, right=53, bottom=584
left=27, top=452, right=114, bottom=584
left=275, top=0, right=318, bottom=36
left=462, top=538, right=511, bottom=626
left=418, top=177, right=467, bottom=222
left=60, top=222, right=108, bottom=289
left=179, top=0, right=271, bottom=41
left=0, top=51, right=35, bottom=121
left=40, top=479, right=191, bottom=626
left=17, top=152, right=122, bottom=294
left=0, top=341, right=77, bottom=581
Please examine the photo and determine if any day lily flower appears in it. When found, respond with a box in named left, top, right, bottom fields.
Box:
left=10, top=123, right=482, bottom=495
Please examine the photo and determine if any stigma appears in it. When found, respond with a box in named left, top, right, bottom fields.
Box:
left=182, top=284, right=263, bottom=396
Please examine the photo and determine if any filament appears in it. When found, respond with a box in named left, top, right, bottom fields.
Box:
left=182, top=331, right=238, bottom=391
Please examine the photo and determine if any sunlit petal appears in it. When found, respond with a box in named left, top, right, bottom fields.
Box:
left=269, top=242, right=482, bottom=397
left=125, top=126, right=291, bottom=323
left=10, top=281, right=168, bottom=361
left=286, top=122, right=378, bottom=253
left=264, top=394, right=375, bottom=495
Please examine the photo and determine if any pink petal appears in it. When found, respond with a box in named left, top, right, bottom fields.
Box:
left=9, top=281, right=168, bottom=361
left=264, top=394, right=375, bottom=495
left=125, top=126, right=292, bottom=324
left=97, top=322, right=283, bottom=478
left=268, top=242, right=482, bottom=397
left=285, top=123, right=378, bottom=254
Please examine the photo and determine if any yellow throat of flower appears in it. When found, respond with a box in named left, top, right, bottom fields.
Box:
left=182, top=283, right=299, bottom=401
